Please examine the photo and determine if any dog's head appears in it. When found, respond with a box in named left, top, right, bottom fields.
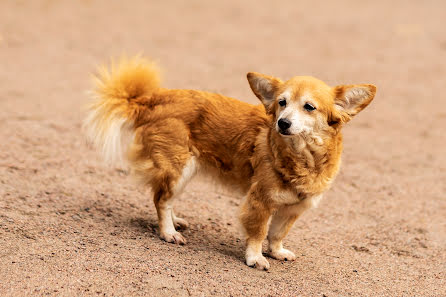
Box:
left=247, top=72, right=376, bottom=139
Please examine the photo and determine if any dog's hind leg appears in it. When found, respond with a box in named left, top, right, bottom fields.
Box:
left=153, top=185, right=184, bottom=244
left=131, top=120, right=197, bottom=244
left=151, top=156, right=197, bottom=244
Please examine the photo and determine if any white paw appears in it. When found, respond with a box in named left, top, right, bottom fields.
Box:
left=246, top=254, right=270, bottom=271
left=160, top=231, right=187, bottom=245
left=269, top=248, right=296, bottom=261
left=173, top=217, right=189, bottom=230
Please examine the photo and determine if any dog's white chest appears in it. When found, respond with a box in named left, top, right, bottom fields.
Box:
left=271, top=189, right=324, bottom=209
left=271, top=189, right=302, bottom=204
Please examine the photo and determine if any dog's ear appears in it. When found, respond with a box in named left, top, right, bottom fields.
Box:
left=247, top=72, right=282, bottom=108
left=333, top=84, right=376, bottom=123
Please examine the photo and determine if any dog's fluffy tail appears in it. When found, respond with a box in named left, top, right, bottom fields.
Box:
left=84, top=56, right=161, bottom=164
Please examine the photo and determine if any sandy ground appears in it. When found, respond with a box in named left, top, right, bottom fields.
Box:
left=1, top=0, right=445, bottom=296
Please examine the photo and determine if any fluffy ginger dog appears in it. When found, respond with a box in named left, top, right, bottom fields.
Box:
left=84, top=57, right=376, bottom=270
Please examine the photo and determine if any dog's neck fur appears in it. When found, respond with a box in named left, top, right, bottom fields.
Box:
left=267, top=128, right=343, bottom=196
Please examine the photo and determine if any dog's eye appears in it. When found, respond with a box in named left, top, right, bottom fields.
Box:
left=304, top=103, right=316, bottom=111
left=278, top=99, right=287, bottom=107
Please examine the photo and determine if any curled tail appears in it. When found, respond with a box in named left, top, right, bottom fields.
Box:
left=84, top=56, right=161, bottom=164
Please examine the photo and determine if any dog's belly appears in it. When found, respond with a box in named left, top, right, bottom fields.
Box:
left=195, top=159, right=252, bottom=196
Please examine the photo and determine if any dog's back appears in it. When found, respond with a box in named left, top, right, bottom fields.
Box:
left=84, top=57, right=271, bottom=190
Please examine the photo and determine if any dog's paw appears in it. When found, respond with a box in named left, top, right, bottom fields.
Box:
left=269, top=248, right=296, bottom=261
left=160, top=231, right=187, bottom=245
left=246, top=254, right=270, bottom=271
left=173, top=217, right=189, bottom=230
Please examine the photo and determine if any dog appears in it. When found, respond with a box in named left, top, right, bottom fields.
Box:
left=84, top=56, right=376, bottom=270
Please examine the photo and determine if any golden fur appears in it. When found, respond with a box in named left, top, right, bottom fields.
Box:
left=84, top=56, right=376, bottom=270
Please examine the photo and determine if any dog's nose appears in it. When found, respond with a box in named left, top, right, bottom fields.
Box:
left=278, top=118, right=291, bottom=130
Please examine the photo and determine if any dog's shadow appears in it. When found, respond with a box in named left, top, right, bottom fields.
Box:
left=126, top=215, right=245, bottom=262
left=128, top=216, right=158, bottom=234
left=74, top=191, right=246, bottom=264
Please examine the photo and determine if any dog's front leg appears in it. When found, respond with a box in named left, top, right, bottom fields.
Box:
left=240, top=189, right=273, bottom=270
left=267, top=201, right=314, bottom=261
left=267, top=206, right=300, bottom=261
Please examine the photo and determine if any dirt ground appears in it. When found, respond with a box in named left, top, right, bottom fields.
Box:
left=1, top=0, right=445, bottom=296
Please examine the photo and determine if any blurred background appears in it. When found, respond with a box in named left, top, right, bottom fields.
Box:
left=0, top=0, right=445, bottom=296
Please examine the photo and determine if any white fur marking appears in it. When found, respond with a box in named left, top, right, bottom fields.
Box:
left=173, top=157, right=198, bottom=194
left=84, top=106, right=134, bottom=165
left=163, top=206, right=177, bottom=234
left=307, top=194, right=324, bottom=208
left=277, top=89, right=292, bottom=101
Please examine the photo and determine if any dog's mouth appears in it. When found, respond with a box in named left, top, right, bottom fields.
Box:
left=277, top=127, right=309, bottom=138
left=279, top=129, right=291, bottom=136
left=277, top=128, right=295, bottom=137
